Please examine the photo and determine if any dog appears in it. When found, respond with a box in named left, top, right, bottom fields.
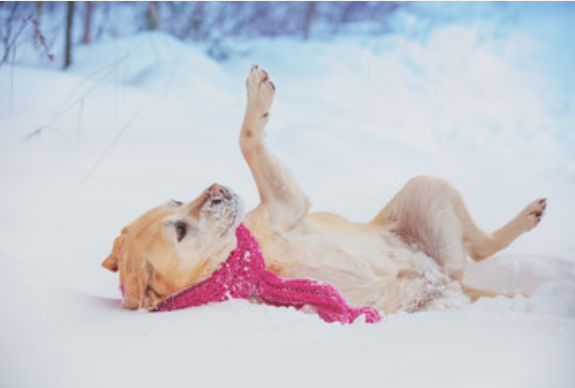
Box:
left=102, top=66, right=546, bottom=314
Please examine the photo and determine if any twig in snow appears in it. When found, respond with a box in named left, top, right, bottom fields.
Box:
left=76, top=97, right=85, bottom=142
left=9, top=39, right=16, bottom=113
left=52, top=53, right=129, bottom=117
left=0, top=13, right=27, bottom=72
left=82, top=107, right=142, bottom=184
left=31, top=17, right=55, bottom=63
left=2, top=14, right=53, bottom=114
left=0, top=14, right=53, bottom=72
left=23, top=53, right=130, bottom=141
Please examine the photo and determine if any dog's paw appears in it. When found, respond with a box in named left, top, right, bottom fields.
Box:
left=246, top=64, right=275, bottom=118
left=520, top=198, right=547, bottom=232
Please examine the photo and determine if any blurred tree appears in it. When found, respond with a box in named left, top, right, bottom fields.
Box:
left=83, top=1, right=93, bottom=44
left=36, top=1, right=43, bottom=21
left=146, top=1, right=159, bottom=30
left=304, top=2, right=317, bottom=40
left=1, top=1, right=405, bottom=66
left=64, top=0, right=74, bottom=69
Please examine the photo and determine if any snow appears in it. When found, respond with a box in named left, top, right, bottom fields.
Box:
left=1, top=3, right=575, bottom=388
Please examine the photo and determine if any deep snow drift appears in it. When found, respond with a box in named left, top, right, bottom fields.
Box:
left=1, top=3, right=574, bottom=388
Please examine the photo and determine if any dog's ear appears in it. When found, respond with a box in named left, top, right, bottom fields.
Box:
left=102, top=254, right=119, bottom=272
left=101, top=229, right=127, bottom=272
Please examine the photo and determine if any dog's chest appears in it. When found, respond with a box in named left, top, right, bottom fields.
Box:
left=255, top=218, right=406, bottom=307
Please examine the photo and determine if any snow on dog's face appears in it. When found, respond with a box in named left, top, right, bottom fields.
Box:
left=102, top=184, right=243, bottom=310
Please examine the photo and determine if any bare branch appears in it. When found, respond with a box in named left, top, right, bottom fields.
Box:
left=0, top=14, right=30, bottom=71
left=82, top=107, right=142, bottom=184
left=23, top=53, right=130, bottom=140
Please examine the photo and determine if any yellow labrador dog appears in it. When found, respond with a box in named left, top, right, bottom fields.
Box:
left=102, top=66, right=546, bottom=314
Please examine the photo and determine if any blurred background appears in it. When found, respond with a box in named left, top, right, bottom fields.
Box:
left=2, top=1, right=573, bottom=252
left=1, top=1, right=574, bottom=257
left=3, top=2, right=575, bottom=68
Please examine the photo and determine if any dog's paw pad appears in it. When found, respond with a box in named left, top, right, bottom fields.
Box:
left=522, top=198, right=547, bottom=231
left=246, top=65, right=275, bottom=118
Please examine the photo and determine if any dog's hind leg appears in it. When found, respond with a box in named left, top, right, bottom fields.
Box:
left=371, top=176, right=546, bottom=279
left=457, top=197, right=547, bottom=262
left=372, top=176, right=469, bottom=279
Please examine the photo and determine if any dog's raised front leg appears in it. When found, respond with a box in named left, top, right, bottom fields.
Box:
left=240, top=66, right=310, bottom=229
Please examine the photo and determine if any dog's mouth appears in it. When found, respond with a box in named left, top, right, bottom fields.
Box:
left=201, top=186, right=244, bottom=232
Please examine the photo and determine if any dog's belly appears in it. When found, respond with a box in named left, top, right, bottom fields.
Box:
left=251, top=211, right=426, bottom=310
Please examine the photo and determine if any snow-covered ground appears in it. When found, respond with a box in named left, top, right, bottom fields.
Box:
left=1, top=3, right=574, bottom=388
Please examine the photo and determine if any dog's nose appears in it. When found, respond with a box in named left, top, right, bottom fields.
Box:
left=207, top=183, right=230, bottom=199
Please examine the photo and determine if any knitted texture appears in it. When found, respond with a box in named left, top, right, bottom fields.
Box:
left=152, top=224, right=382, bottom=324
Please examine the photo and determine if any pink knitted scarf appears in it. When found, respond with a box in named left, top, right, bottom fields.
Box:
left=152, top=224, right=381, bottom=324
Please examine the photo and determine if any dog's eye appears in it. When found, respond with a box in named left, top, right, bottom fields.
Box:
left=175, top=223, right=187, bottom=242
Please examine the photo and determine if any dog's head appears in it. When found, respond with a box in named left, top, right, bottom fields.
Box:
left=102, top=184, right=243, bottom=310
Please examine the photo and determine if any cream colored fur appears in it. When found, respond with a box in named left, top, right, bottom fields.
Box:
left=102, top=66, right=546, bottom=314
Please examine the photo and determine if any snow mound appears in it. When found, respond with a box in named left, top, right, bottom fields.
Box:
left=70, top=32, right=235, bottom=101
left=465, top=256, right=575, bottom=317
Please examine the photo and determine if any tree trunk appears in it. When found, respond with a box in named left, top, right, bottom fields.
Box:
left=37, top=1, right=44, bottom=21
left=64, top=1, right=74, bottom=69
left=82, top=1, right=93, bottom=44
left=303, top=2, right=316, bottom=40
left=146, top=1, right=159, bottom=31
